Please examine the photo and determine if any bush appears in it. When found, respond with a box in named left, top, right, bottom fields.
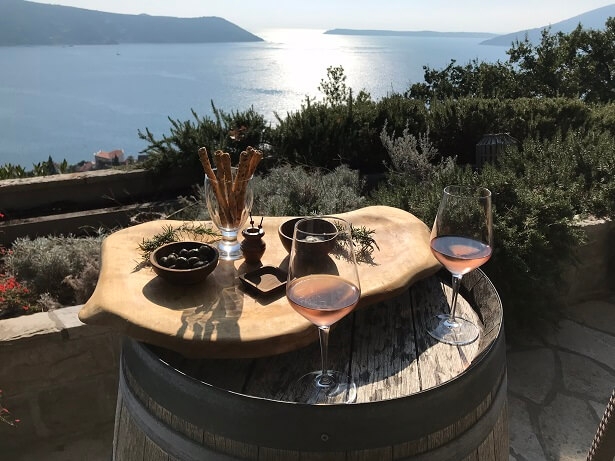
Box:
left=427, top=97, right=591, bottom=164
left=251, top=163, right=366, bottom=217
left=3, top=235, right=104, bottom=308
left=367, top=126, right=613, bottom=329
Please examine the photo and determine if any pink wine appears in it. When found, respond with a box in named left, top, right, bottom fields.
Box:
left=287, top=274, right=360, bottom=327
left=430, top=236, right=492, bottom=276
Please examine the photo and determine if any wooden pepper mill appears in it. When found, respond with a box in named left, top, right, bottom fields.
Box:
left=241, top=215, right=266, bottom=264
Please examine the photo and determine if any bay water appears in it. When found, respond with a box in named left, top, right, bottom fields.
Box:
left=0, top=28, right=509, bottom=168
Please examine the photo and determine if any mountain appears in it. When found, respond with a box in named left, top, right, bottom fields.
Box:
left=0, top=0, right=262, bottom=46
left=481, top=4, right=615, bottom=46
left=325, top=29, right=497, bottom=39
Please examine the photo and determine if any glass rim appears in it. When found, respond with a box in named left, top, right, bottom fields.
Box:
left=293, top=215, right=347, bottom=238
left=204, top=166, right=253, bottom=183
left=443, top=185, right=491, bottom=198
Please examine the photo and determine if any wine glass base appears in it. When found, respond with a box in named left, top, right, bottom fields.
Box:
left=216, top=240, right=242, bottom=261
left=291, top=370, right=357, bottom=404
left=427, top=314, right=479, bottom=346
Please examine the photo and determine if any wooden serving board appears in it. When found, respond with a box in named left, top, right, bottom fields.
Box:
left=79, top=206, right=440, bottom=358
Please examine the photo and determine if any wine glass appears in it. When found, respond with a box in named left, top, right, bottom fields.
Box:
left=427, top=185, right=493, bottom=346
left=204, top=167, right=254, bottom=261
left=286, top=216, right=361, bottom=404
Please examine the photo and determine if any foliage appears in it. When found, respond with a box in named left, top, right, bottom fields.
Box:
left=250, top=163, right=366, bottom=217
left=137, top=223, right=219, bottom=263
left=0, top=389, right=19, bottom=427
left=138, top=103, right=270, bottom=175
left=0, top=272, right=35, bottom=319
left=367, top=125, right=613, bottom=329
left=427, top=97, right=591, bottom=164
left=407, top=19, right=615, bottom=104
left=3, top=235, right=104, bottom=307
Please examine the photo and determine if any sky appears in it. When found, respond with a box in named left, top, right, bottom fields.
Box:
left=28, top=1, right=615, bottom=34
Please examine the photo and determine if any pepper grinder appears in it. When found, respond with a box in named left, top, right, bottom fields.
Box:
left=241, top=215, right=266, bottom=264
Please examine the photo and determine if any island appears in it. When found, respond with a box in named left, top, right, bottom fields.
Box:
left=324, top=29, right=497, bottom=39
left=0, top=0, right=262, bottom=46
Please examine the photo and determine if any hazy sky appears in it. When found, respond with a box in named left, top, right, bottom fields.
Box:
left=29, top=1, right=615, bottom=34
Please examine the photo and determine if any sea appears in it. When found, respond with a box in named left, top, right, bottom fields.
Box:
left=0, top=28, right=509, bottom=168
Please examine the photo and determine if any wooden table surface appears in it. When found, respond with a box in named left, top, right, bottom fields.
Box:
left=79, top=206, right=441, bottom=358
left=149, top=271, right=496, bottom=402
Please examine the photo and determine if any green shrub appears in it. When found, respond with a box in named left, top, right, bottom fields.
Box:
left=367, top=126, right=609, bottom=329
left=251, top=163, right=365, bottom=216
left=4, top=235, right=104, bottom=307
left=139, top=103, right=270, bottom=175
left=427, top=97, right=591, bottom=164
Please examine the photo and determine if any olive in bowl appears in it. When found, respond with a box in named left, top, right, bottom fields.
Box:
left=278, top=217, right=338, bottom=254
left=150, top=241, right=219, bottom=285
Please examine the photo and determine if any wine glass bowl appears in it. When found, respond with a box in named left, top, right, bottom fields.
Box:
left=204, top=167, right=254, bottom=261
left=427, top=185, right=493, bottom=346
left=286, top=216, right=361, bottom=404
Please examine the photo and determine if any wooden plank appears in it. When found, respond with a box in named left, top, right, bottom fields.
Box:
left=351, top=288, right=420, bottom=403
left=114, top=398, right=147, bottom=461
left=244, top=312, right=355, bottom=401
left=142, top=435, right=171, bottom=461
left=411, top=277, right=481, bottom=390
left=492, top=398, right=509, bottom=460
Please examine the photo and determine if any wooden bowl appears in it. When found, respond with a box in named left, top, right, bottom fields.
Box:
left=278, top=217, right=302, bottom=253
left=150, top=241, right=218, bottom=285
left=278, top=217, right=338, bottom=254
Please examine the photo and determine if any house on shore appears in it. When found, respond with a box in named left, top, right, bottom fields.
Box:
left=94, top=149, right=125, bottom=169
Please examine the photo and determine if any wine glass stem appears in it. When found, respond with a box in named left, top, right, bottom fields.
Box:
left=318, top=325, right=333, bottom=386
left=449, top=274, right=462, bottom=321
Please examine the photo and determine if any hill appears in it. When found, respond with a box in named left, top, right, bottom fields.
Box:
left=481, top=3, right=615, bottom=46
left=0, top=0, right=262, bottom=46
left=325, top=29, right=496, bottom=39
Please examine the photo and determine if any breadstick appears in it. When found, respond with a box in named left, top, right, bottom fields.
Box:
left=217, top=152, right=234, bottom=225
left=198, top=147, right=216, bottom=182
left=232, top=150, right=251, bottom=219
left=213, top=150, right=226, bottom=181
left=246, top=146, right=264, bottom=178
left=211, top=150, right=232, bottom=225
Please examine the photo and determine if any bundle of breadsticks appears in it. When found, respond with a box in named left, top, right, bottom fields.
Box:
left=198, top=146, right=263, bottom=228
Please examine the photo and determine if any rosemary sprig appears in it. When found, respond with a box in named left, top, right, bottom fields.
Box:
left=333, top=222, right=379, bottom=263
left=138, top=223, right=219, bottom=263
left=351, top=225, right=379, bottom=261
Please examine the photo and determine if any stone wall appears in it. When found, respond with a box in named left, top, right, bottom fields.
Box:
left=562, top=217, right=615, bottom=305
left=0, top=306, right=121, bottom=451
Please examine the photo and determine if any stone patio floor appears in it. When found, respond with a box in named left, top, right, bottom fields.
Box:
left=7, top=294, right=615, bottom=461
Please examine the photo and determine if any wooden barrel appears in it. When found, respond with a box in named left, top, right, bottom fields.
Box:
left=113, top=269, right=508, bottom=460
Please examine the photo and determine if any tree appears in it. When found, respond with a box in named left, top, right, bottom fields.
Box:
left=318, top=65, right=349, bottom=107
left=407, top=18, right=615, bottom=104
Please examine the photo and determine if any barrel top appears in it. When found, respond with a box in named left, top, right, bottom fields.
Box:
left=79, top=206, right=441, bottom=358
left=119, top=268, right=505, bottom=455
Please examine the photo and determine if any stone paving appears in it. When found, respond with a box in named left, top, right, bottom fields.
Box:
left=508, top=294, right=615, bottom=461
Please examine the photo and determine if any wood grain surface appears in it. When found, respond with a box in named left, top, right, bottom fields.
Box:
left=79, top=206, right=441, bottom=358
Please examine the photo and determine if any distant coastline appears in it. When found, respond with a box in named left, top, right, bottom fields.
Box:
left=0, top=0, right=262, bottom=46
left=325, top=29, right=497, bottom=39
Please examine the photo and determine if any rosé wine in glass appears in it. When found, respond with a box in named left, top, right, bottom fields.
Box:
left=427, top=185, right=493, bottom=346
left=285, top=216, right=361, bottom=404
